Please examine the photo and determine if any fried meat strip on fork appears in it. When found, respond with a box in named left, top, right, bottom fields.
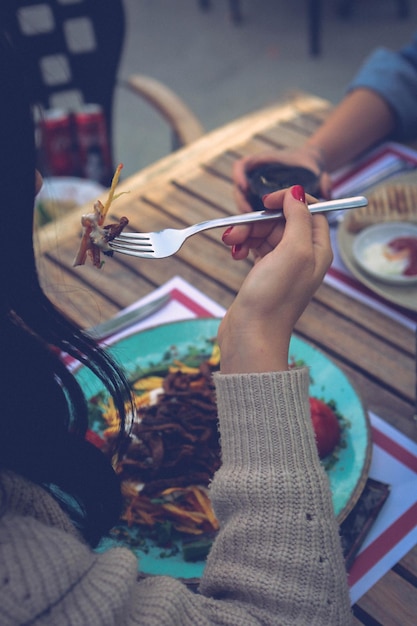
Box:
left=73, top=163, right=129, bottom=268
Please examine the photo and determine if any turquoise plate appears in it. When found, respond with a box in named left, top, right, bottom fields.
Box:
left=75, top=318, right=371, bottom=580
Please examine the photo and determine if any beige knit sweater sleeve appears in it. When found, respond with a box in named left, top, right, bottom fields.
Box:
left=0, top=367, right=353, bottom=625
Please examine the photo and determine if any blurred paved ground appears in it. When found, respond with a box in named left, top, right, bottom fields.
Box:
left=114, top=0, right=416, bottom=177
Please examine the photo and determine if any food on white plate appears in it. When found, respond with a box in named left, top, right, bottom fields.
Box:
left=361, top=236, right=417, bottom=277
left=385, top=236, right=417, bottom=276
left=345, top=183, right=417, bottom=234
left=73, top=163, right=129, bottom=268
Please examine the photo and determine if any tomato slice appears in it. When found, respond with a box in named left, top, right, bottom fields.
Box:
left=309, top=397, right=341, bottom=459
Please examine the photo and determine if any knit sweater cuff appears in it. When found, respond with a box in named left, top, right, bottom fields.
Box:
left=213, top=367, right=318, bottom=469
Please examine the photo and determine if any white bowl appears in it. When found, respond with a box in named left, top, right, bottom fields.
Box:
left=352, top=222, right=417, bottom=285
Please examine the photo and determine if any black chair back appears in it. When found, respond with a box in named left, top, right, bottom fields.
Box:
left=9, top=0, right=126, bottom=182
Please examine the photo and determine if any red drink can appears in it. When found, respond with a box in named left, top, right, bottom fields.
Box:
left=73, top=104, right=113, bottom=185
left=38, top=109, right=76, bottom=177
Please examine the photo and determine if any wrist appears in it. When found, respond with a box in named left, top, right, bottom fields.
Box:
left=218, top=330, right=290, bottom=375
left=303, top=142, right=327, bottom=172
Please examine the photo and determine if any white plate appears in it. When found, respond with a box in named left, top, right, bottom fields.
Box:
left=37, top=176, right=105, bottom=206
left=352, top=222, right=417, bottom=285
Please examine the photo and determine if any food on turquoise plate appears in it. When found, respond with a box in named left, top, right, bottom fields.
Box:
left=76, top=319, right=371, bottom=578
left=87, top=341, right=349, bottom=561
left=309, top=397, right=341, bottom=459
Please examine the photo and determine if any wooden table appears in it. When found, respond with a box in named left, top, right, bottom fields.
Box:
left=36, top=92, right=417, bottom=625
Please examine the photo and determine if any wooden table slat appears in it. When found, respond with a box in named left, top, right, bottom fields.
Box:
left=172, top=171, right=236, bottom=212
left=297, top=300, right=415, bottom=403
left=227, top=135, right=286, bottom=157
left=315, top=283, right=415, bottom=356
left=38, top=256, right=121, bottom=327
left=143, top=180, right=235, bottom=222
left=395, top=544, right=417, bottom=584
left=356, top=569, right=417, bottom=626
left=256, top=123, right=311, bottom=149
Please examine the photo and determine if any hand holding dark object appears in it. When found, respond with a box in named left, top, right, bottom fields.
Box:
left=233, top=147, right=332, bottom=214
left=246, top=163, right=320, bottom=211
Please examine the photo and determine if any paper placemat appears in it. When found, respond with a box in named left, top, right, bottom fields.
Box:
left=348, top=413, right=417, bottom=604
left=102, top=275, right=417, bottom=605
left=328, top=141, right=417, bottom=330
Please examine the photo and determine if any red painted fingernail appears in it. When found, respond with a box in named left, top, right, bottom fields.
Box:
left=232, top=244, right=242, bottom=257
left=262, top=193, right=271, bottom=202
left=291, top=185, right=305, bottom=202
left=222, top=226, right=234, bottom=241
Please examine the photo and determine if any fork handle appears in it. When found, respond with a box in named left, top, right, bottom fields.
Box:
left=185, top=196, right=367, bottom=235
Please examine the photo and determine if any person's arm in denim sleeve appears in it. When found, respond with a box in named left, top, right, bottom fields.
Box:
left=348, top=34, right=417, bottom=141
left=233, top=35, right=417, bottom=205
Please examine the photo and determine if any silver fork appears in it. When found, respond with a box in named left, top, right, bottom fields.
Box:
left=108, top=196, right=367, bottom=259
